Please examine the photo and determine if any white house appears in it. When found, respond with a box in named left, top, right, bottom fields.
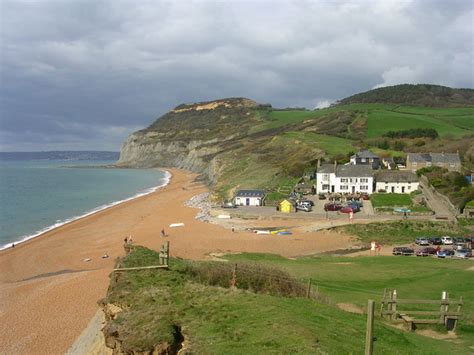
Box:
left=234, top=190, right=266, bottom=206
left=375, top=170, right=419, bottom=193
left=316, top=164, right=374, bottom=194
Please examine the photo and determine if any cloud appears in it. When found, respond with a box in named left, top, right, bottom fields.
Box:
left=0, top=0, right=472, bottom=151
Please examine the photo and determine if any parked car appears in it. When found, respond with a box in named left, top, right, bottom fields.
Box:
left=346, top=203, right=360, bottom=212
left=299, top=199, right=314, bottom=206
left=324, top=203, right=342, bottom=211
left=348, top=200, right=363, bottom=208
left=415, top=237, right=430, bottom=246
left=318, top=193, right=326, bottom=200
left=441, top=236, right=453, bottom=245
left=429, top=237, right=443, bottom=245
left=296, top=204, right=312, bottom=212
left=340, top=206, right=356, bottom=213
left=361, top=193, right=370, bottom=200
left=453, top=237, right=466, bottom=246
left=221, top=201, right=236, bottom=208
left=454, top=248, right=472, bottom=259
left=392, top=247, right=415, bottom=256
left=416, top=247, right=437, bottom=256
left=437, top=249, right=454, bottom=258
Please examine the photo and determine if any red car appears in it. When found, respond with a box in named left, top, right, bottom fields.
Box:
left=361, top=193, right=370, bottom=200
left=416, top=247, right=437, bottom=257
left=324, top=203, right=342, bottom=211
left=340, top=206, right=355, bottom=214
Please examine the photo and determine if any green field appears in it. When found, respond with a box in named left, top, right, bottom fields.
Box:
left=106, top=247, right=474, bottom=354
left=371, top=193, right=412, bottom=207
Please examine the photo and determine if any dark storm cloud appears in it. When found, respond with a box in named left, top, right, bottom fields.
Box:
left=1, top=0, right=472, bottom=151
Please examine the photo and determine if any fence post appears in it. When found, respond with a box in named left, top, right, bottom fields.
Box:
left=230, top=263, right=237, bottom=288
left=440, top=291, right=448, bottom=324
left=306, top=278, right=312, bottom=298
left=391, top=290, right=397, bottom=321
left=380, top=288, right=387, bottom=317
left=165, top=241, right=170, bottom=267
left=365, top=299, right=375, bottom=355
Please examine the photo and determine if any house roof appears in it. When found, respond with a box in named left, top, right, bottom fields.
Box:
left=317, top=164, right=336, bottom=174
left=235, top=189, right=266, bottom=198
left=336, top=165, right=374, bottom=178
left=354, top=149, right=379, bottom=159
left=317, top=164, right=374, bottom=177
left=408, top=152, right=460, bottom=164
left=375, top=170, right=419, bottom=183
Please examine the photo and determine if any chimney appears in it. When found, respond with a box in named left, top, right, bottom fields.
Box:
left=334, top=160, right=337, bottom=174
left=317, top=159, right=321, bottom=169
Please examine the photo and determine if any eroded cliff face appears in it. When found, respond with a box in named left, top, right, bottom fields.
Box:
left=117, top=98, right=260, bottom=183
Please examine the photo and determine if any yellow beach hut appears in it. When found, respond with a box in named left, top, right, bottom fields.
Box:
left=279, top=199, right=294, bottom=213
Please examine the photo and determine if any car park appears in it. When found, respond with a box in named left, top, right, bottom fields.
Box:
left=324, top=203, right=342, bottom=211
left=361, top=193, right=370, bottom=200
left=416, top=247, right=437, bottom=256
left=441, top=236, right=453, bottom=245
left=436, top=249, right=454, bottom=258
left=415, top=238, right=430, bottom=246
left=348, top=200, right=363, bottom=208
left=429, top=237, right=442, bottom=245
left=318, top=193, right=326, bottom=200
left=392, top=247, right=414, bottom=256
left=454, top=248, right=472, bottom=259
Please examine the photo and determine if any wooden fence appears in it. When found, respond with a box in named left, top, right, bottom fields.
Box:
left=380, top=289, right=463, bottom=331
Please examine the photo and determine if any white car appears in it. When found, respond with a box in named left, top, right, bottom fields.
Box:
left=441, top=236, right=453, bottom=245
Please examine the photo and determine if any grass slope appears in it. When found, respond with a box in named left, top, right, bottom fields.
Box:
left=105, top=247, right=474, bottom=354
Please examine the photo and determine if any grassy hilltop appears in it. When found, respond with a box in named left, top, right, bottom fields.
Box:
left=119, top=85, right=474, bottom=200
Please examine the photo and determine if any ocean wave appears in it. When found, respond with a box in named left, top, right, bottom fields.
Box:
left=0, top=170, right=171, bottom=251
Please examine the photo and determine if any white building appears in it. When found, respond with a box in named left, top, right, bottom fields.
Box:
left=316, top=164, right=374, bottom=194
left=375, top=171, right=419, bottom=193
left=234, top=190, right=266, bottom=206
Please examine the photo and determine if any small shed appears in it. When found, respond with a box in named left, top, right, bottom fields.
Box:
left=234, top=189, right=266, bottom=206
left=294, top=182, right=315, bottom=195
left=279, top=199, right=295, bottom=213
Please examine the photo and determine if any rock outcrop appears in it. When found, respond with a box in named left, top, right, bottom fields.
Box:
left=117, top=98, right=260, bottom=183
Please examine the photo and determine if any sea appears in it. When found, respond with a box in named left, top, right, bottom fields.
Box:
left=0, top=152, right=169, bottom=250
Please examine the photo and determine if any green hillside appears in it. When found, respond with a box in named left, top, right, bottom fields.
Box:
left=338, top=84, right=474, bottom=107
left=119, top=86, right=474, bottom=199
left=102, top=247, right=474, bottom=354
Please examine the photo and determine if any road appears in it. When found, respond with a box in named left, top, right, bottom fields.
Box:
left=419, top=182, right=456, bottom=221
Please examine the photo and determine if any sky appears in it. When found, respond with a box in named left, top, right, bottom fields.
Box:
left=1, top=0, right=473, bottom=151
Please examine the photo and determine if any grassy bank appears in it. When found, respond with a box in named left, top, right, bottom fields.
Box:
left=103, top=247, right=474, bottom=354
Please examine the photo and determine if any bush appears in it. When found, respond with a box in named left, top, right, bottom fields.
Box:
left=183, top=261, right=307, bottom=298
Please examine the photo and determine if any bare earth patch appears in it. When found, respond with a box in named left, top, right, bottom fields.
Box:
left=337, top=303, right=364, bottom=314
left=467, top=266, right=474, bottom=271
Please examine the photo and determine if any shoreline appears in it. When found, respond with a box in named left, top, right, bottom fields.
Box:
left=0, top=170, right=171, bottom=251
left=0, top=168, right=353, bottom=354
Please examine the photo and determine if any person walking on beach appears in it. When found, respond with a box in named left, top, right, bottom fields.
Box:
left=128, top=235, right=133, bottom=244
left=161, top=228, right=166, bottom=238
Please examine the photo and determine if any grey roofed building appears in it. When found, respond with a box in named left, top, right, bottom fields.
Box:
left=430, top=153, right=461, bottom=164
left=235, top=189, right=266, bottom=198
left=406, top=152, right=461, bottom=172
left=375, top=170, right=419, bottom=183
left=317, top=164, right=336, bottom=174
left=352, top=149, right=379, bottom=159
left=336, top=164, right=374, bottom=177
left=317, top=164, right=374, bottom=177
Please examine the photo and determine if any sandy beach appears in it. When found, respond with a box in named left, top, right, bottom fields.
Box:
left=0, top=168, right=352, bottom=354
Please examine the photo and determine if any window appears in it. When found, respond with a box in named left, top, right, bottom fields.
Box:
left=360, top=178, right=368, bottom=183
left=361, top=158, right=366, bottom=163
left=322, top=174, right=329, bottom=181
left=322, top=184, right=330, bottom=190
left=340, top=178, right=348, bottom=183
left=407, top=186, right=411, bottom=190
left=340, top=185, right=348, bottom=190
left=360, top=186, right=368, bottom=191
